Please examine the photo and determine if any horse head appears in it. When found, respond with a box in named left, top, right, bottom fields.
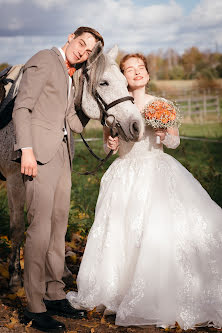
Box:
left=74, top=42, right=144, bottom=142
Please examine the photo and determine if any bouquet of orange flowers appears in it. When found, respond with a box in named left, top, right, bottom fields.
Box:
left=143, top=97, right=181, bottom=144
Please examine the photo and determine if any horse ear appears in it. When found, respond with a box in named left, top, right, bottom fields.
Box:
left=107, top=45, right=118, bottom=60
left=86, top=41, right=103, bottom=70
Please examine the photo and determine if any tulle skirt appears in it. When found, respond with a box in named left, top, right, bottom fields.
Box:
left=67, top=150, right=222, bottom=330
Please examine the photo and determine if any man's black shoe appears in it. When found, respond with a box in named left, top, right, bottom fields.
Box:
left=44, top=298, right=87, bottom=318
left=24, top=309, right=66, bottom=332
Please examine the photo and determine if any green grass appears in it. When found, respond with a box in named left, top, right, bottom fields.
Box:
left=82, top=122, right=222, bottom=139
left=179, top=123, right=222, bottom=139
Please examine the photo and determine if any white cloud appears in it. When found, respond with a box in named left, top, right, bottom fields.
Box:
left=190, top=0, right=222, bottom=28
left=0, top=0, right=21, bottom=3
left=8, top=17, right=23, bottom=31
left=0, top=0, right=222, bottom=64
left=32, top=0, right=69, bottom=9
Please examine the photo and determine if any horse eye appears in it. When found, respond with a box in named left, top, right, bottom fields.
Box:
left=100, top=81, right=109, bottom=86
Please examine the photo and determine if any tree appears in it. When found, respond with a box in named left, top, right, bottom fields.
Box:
left=169, top=65, right=185, bottom=80
left=215, top=55, right=222, bottom=78
left=0, top=63, right=10, bottom=72
left=181, top=47, right=204, bottom=79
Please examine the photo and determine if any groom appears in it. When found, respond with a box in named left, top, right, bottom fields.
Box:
left=12, top=27, right=104, bottom=332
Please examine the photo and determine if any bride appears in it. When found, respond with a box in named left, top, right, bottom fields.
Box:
left=67, top=53, right=222, bottom=330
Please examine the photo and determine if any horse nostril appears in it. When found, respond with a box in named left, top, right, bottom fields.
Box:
left=130, top=121, right=140, bottom=138
left=133, top=122, right=139, bottom=133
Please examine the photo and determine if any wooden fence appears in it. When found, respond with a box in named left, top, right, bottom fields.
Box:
left=175, top=94, right=221, bottom=122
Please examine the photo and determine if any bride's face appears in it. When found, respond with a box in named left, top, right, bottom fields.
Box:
left=123, top=57, right=149, bottom=90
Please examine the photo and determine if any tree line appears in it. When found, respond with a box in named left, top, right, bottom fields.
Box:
left=1, top=46, right=222, bottom=81
left=117, top=46, right=222, bottom=81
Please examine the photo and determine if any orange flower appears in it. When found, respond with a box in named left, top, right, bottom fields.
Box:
left=144, top=98, right=180, bottom=128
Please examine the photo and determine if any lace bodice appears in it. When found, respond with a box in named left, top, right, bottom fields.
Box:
left=119, top=126, right=163, bottom=159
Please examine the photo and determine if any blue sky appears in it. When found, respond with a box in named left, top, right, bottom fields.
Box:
left=135, top=0, right=198, bottom=14
left=0, top=0, right=222, bottom=65
left=136, top=0, right=200, bottom=14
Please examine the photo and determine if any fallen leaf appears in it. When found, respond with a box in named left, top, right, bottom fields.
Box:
left=82, top=322, right=99, bottom=328
left=6, top=293, right=17, bottom=300
left=66, top=240, right=78, bottom=250
left=108, top=324, right=118, bottom=329
left=0, top=263, right=9, bottom=279
left=26, top=321, right=32, bottom=328
left=4, top=316, right=19, bottom=329
left=25, top=320, right=32, bottom=332
left=100, top=316, right=106, bottom=324
left=70, top=254, right=77, bottom=264
left=175, top=321, right=182, bottom=332
left=91, top=329, right=95, bottom=333
left=20, top=258, right=24, bottom=270
left=16, top=287, right=25, bottom=297
left=87, top=307, right=97, bottom=319
left=20, top=249, right=24, bottom=269
left=72, top=233, right=84, bottom=241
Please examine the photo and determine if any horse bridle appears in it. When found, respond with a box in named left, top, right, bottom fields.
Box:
left=73, top=68, right=134, bottom=175
left=83, top=69, right=134, bottom=137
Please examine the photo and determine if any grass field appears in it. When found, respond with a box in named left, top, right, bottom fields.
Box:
left=0, top=123, right=221, bottom=243
left=150, top=79, right=222, bottom=96
left=180, top=123, right=222, bottom=139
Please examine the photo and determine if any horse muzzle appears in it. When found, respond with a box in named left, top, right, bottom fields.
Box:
left=106, top=116, right=143, bottom=142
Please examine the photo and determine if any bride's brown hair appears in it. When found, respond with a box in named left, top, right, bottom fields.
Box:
left=120, top=53, right=149, bottom=74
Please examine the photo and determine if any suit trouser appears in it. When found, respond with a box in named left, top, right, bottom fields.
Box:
left=24, top=141, right=71, bottom=313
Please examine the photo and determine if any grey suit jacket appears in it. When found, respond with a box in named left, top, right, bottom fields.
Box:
left=12, top=47, right=83, bottom=164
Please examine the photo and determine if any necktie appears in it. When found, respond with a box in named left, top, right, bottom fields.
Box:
left=65, top=60, right=76, bottom=77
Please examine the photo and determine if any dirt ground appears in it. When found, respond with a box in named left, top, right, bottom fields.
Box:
left=0, top=293, right=220, bottom=333
left=0, top=295, right=157, bottom=333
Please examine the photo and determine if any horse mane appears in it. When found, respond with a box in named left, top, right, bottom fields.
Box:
left=88, top=52, right=107, bottom=94
left=73, top=52, right=107, bottom=108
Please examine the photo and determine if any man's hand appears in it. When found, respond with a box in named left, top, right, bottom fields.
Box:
left=21, top=148, right=37, bottom=177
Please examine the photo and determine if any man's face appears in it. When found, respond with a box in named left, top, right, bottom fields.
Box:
left=65, top=32, right=97, bottom=65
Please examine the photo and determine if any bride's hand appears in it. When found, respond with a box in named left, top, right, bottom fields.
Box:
left=155, top=128, right=166, bottom=141
left=107, top=135, right=119, bottom=151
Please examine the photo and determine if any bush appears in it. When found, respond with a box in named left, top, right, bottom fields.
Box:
left=195, top=77, right=220, bottom=92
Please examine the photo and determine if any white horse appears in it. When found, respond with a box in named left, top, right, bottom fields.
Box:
left=0, top=43, right=144, bottom=290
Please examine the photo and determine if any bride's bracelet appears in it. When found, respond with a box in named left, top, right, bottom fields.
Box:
left=161, top=133, right=180, bottom=149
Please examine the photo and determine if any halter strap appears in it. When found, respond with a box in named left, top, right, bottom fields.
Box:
left=105, top=95, right=134, bottom=111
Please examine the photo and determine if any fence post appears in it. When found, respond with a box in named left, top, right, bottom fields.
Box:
left=216, top=95, right=220, bottom=121
left=188, top=97, right=191, bottom=121
left=203, top=92, right=207, bottom=121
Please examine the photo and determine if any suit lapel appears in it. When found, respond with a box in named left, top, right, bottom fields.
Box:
left=51, top=47, right=69, bottom=101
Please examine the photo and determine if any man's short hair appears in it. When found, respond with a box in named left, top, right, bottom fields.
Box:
left=74, top=27, right=104, bottom=47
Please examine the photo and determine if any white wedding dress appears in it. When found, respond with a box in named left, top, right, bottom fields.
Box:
left=67, top=124, right=222, bottom=330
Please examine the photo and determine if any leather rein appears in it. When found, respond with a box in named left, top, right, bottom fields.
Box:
left=72, top=69, right=134, bottom=176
